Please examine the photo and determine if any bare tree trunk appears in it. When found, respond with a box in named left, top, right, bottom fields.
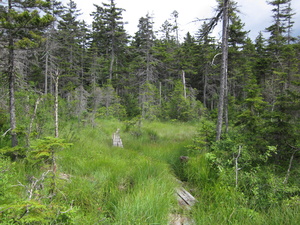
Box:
left=8, top=0, right=18, bottom=147
left=182, top=70, right=187, bottom=99
left=44, top=34, right=50, bottom=95
left=53, top=71, right=59, bottom=138
left=224, top=70, right=229, bottom=134
left=146, top=49, right=150, bottom=81
left=216, top=0, right=229, bottom=141
left=45, top=52, right=49, bottom=95
left=203, top=68, right=207, bottom=108
left=27, top=97, right=41, bottom=146
left=283, top=149, right=299, bottom=184
left=159, top=82, right=162, bottom=106
left=109, top=50, right=115, bottom=80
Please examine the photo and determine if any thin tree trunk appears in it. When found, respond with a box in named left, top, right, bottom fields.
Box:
left=224, top=69, right=229, bottom=134
left=54, top=71, right=59, bottom=138
left=8, top=0, right=18, bottom=147
left=203, top=64, right=210, bottom=108
left=146, top=49, right=150, bottom=81
left=45, top=51, right=49, bottom=95
left=216, top=0, right=229, bottom=141
left=283, top=149, right=299, bottom=184
left=109, top=51, right=115, bottom=80
left=159, top=82, right=162, bottom=105
left=27, top=97, right=41, bottom=146
left=182, top=70, right=187, bottom=99
left=235, top=146, right=242, bottom=189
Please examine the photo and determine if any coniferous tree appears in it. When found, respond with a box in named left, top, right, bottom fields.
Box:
left=43, top=0, right=64, bottom=95
left=265, top=0, right=295, bottom=99
left=227, top=8, right=249, bottom=100
left=263, top=0, right=299, bottom=159
left=0, top=0, right=53, bottom=146
left=155, top=11, right=182, bottom=94
left=253, top=32, right=269, bottom=87
left=55, top=0, right=86, bottom=95
left=193, top=25, right=218, bottom=109
left=129, top=14, right=159, bottom=118
left=266, top=0, right=294, bottom=54
left=216, top=0, right=229, bottom=141
left=91, top=0, right=128, bottom=83
left=132, top=14, right=157, bottom=83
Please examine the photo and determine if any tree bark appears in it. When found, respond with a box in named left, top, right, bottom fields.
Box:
left=216, top=0, right=229, bottom=141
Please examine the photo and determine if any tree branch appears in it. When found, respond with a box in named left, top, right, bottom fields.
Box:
left=211, top=53, right=222, bottom=65
left=2, top=128, right=11, bottom=137
left=235, top=146, right=242, bottom=189
left=283, top=148, right=299, bottom=184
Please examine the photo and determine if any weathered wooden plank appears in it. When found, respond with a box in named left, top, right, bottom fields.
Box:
left=176, top=187, right=197, bottom=209
left=169, top=214, right=194, bottom=225
left=112, top=128, right=123, bottom=148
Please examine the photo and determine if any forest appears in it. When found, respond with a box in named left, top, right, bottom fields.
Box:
left=0, top=0, right=300, bottom=224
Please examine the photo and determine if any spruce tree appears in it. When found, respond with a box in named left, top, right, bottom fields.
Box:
left=91, top=0, right=128, bottom=82
left=194, top=25, right=218, bottom=109
left=264, top=0, right=299, bottom=161
left=0, top=0, right=53, bottom=147
left=131, top=14, right=158, bottom=118
left=55, top=0, right=86, bottom=95
left=132, top=14, right=157, bottom=83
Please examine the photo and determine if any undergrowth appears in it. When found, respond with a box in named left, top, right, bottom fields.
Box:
left=1, top=118, right=300, bottom=224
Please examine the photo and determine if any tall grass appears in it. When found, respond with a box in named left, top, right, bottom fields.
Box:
left=192, top=185, right=300, bottom=225
left=4, top=118, right=298, bottom=224
left=54, top=119, right=192, bottom=223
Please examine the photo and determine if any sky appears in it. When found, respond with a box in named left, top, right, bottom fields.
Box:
left=62, top=0, right=300, bottom=41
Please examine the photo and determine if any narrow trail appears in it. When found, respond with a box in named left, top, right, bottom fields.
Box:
left=113, top=127, right=197, bottom=225
left=169, top=180, right=197, bottom=225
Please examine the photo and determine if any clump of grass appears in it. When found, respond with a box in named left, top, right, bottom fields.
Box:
left=114, top=176, right=176, bottom=225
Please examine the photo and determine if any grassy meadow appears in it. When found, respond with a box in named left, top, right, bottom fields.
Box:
left=1, top=119, right=300, bottom=224
left=55, top=119, right=198, bottom=224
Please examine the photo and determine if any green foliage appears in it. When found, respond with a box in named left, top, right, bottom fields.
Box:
left=122, top=93, right=141, bottom=118
left=0, top=146, right=26, bottom=161
left=0, top=1, right=54, bottom=49
left=1, top=118, right=300, bottom=224
left=0, top=199, right=78, bottom=224
left=186, top=118, right=215, bottom=155
left=0, top=157, right=14, bottom=203
left=0, top=108, right=8, bottom=131
left=139, top=82, right=160, bottom=120
left=0, top=156, right=77, bottom=224
left=0, top=0, right=299, bottom=222
left=53, top=120, right=191, bottom=224
left=27, top=137, right=72, bottom=166
left=97, top=103, right=127, bottom=120
left=163, top=81, right=203, bottom=121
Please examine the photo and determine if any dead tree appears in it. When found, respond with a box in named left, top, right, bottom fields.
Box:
left=216, top=0, right=229, bottom=141
left=53, top=70, right=59, bottom=138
